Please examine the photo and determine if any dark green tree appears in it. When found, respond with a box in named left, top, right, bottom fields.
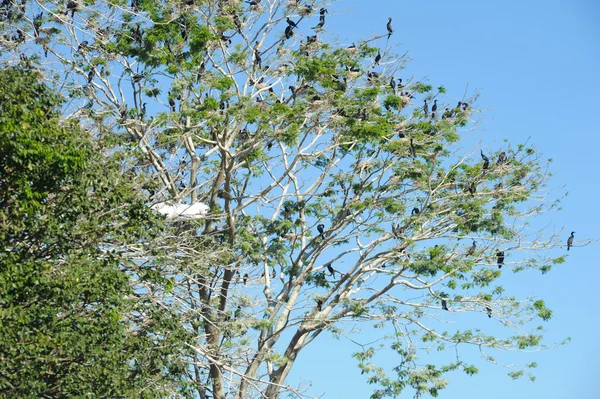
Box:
left=0, top=67, right=191, bottom=398
left=0, top=1, right=576, bottom=398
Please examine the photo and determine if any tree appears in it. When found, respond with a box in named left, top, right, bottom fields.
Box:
left=1, top=1, right=570, bottom=398
left=0, top=67, right=191, bottom=398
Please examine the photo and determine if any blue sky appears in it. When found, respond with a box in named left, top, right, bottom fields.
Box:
left=287, top=1, right=600, bottom=398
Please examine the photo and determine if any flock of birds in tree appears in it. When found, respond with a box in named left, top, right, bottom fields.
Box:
left=8, top=2, right=581, bottom=321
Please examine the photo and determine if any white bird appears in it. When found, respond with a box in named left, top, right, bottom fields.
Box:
left=151, top=202, right=209, bottom=220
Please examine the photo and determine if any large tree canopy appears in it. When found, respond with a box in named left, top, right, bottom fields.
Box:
left=0, top=1, right=568, bottom=398
left=0, top=67, right=190, bottom=398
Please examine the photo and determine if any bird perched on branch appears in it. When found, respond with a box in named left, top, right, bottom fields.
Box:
left=567, top=231, right=575, bottom=251
left=466, top=240, right=476, bottom=256
left=387, top=17, right=393, bottom=38
left=481, top=150, right=490, bottom=170
left=326, top=263, right=335, bottom=276
left=316, top=298, right=324, bottom=311
left=441, top=299, right=449, bottom=311
left=374, top=50, right=381, bottom=65
left=496, top=250, right=505, bottom=268
left=486, top=306, right=492, bottom=318
left=317, top=224, right=325, bottom=239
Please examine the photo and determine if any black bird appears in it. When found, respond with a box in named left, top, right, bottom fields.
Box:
left=87, top=68, right=94, bottom=84
left=285, top=24, right=294, bottom=39
left=423, top=99, right=428, bottom=117
left=468, top=182, right=476, bottom=197
left=169, top=96, right=176, bottom=112
left=442, top=108, right=451, bottom=119
left=131, top=0, right=139, bottom=11
left=411, top=207, right=420, bottom=215
left=33, top=12, right=43, bottom=37
left=497, top=151, right=507, bottom=165
left=326, top=264, right=335, bottom=276
left=234, top=306, right=241, bottom=319
left=496, top=250, right=505, bottom=268
left=481, top=150, right=490, bottom=170
left=374, top=50, right=381, bottom=65
left=253, top=42, right=262, bottom=68
left=431, top=99, right=437, bottom=114
left=409, top=138, right=416, bottom=158
left=466, top=240, right=476, bottom=256
left=567, top=231, right=575, bottom=251
left=316, top=298, right=324, bottom=311
left=77, top=40, right=88, bottom=52
left=319, top=7, right=328, bottom=16
left=242, top=273, right=249, bottom=285
left=286, top=17, right=298, bottom=28
left=317, top=224, right=325, bottom=239
left=389, top=77, right=396, bottom=93
left=272, top=269, right=276, bottom=279
left=140, top=102, right=147, bottom=119
left=441, top=299, right=449, bottom=311
left=486, top=306, right=492, bottom=318
left=312, top=16, right=325, bottom=29
left=66, top=0, right=78, bottom=18
left=386, top=17, right=393, bottom=38
left=132, top=73, right=144, bottom=83
left=367, top=71, right=379, bottom=83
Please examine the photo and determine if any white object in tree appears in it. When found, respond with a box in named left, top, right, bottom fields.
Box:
left=151, top=202, right=209, bottom=220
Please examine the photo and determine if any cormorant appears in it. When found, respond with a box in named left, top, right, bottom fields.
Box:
left=411, top=207, right=420, bottom=215
left=441, top=299, right=449, bottom=311
left=481, top=150, right=490, bottom=170
left=33, top=12, right=43, bottom=37
left=423, top=99, right=428, bottom=117
left=285, top=25, right=294, bottom=39
left=410, top=138, right=416, bottom=158
left=87, top=68, right=94, bottom=84
left=567, top=231, right=575, bottom=251
left=132, top=73, right=144, bottom=83
left=169, top=96, right=176, bottom=112
left=442, top=108, right=451, bottom=119
left=319, top=7, right=328, bottom=16
left=374, top=50, right=381, bottom=65
left=367, top=71, right=379, bottom=83
left=389, top=77, right=396, bottom=93
left=66, top=0, right=77, bottom=18
left=286, top=17, right=298, bottom=28
left=468, top=182, right=476, bottom=197
left=243, top=273, right=249, bottom=285
left=497, top=250, right=505, bottom=268
left=317, top=224, right=325, bottom=239
left=253, top=43, right=262, bottom=68
left=312, top=16, right=325, bottom=29
left=326, top=264, right=335, bottom=276
left=432, top=99, right=437, bottom=113
left=316, top=298, right=324, bottom=311
left=77, top=40, right=88, bottom=52
left=497, top=151, right=507, bottom=165
left=486, top=306, right=492, bottom=318
left=466, top=241, right=476, bottom=256
left=387, top=17, right=393, bottom=38
left=392, top=223, right=403, bottom=237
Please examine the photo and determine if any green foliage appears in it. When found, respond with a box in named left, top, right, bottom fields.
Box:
left=0, top=68, right=190, bottom=398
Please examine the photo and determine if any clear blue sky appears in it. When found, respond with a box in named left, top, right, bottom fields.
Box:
left=287, top=1, right=600, bottom=398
